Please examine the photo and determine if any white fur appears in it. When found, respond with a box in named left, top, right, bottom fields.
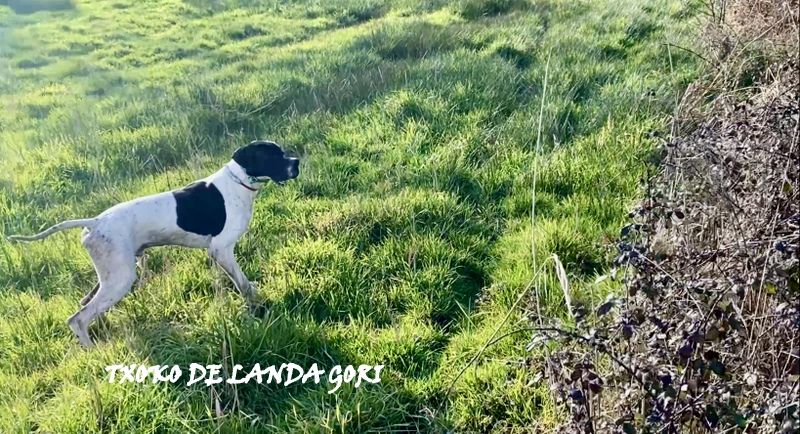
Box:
left=7, top=159, right=277, bottom=347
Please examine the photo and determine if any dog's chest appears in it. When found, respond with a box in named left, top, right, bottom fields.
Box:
left=219, top=188, right=255, bottom=238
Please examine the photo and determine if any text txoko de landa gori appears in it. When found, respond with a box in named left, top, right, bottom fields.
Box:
left=105, top=363, right=384, bottom=394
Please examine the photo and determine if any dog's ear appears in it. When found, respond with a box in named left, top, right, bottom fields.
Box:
left=232, top=142, right=260, bottom=174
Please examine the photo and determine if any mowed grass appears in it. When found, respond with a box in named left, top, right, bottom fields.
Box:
left=0, top=0, right=699, bottom=432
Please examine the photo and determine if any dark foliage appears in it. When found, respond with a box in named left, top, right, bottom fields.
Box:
left=529, top=1, right=800, bottom=432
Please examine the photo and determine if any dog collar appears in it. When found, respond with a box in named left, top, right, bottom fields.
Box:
left=225, top=165, right=261, bottom=192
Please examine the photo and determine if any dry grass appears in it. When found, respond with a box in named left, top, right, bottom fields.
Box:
left=529, top=0, right=799, bottom=432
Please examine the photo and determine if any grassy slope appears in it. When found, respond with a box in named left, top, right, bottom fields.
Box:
left=0, top=0, right=699, bottom=432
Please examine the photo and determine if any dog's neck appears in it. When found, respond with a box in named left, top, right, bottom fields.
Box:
left=223, top=161, right=264, bottom=193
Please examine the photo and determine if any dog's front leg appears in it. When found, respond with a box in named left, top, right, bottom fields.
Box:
left=208, top=244, right=254, bottom=302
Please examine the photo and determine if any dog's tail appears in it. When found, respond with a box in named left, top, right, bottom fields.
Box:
left=6, top=218, right=97, bottom=243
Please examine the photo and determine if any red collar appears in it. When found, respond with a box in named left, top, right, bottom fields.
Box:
left=225, top=165, right=259, bottom=192
left=234, top=179, right=258, bottom=192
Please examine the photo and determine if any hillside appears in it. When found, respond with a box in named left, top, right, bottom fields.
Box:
left=0, top=0, right=699, bottom=432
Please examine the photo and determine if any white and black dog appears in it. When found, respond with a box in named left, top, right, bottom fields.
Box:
left=7, top=140, right=299, bottom=347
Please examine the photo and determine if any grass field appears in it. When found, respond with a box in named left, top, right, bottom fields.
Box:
left=0, top=0, right=699, bottom=432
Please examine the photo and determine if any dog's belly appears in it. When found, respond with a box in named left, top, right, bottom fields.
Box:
left=138, top=229, right=212, bottom=252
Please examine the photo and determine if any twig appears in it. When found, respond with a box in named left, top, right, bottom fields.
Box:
left=551, top=253, right=574, bottom=320
left=531, top=50, right=552, bottom=322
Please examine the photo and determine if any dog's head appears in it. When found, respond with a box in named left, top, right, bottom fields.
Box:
left=232, top=140, right=300, bottom=184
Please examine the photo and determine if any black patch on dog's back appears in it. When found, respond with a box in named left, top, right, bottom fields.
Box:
left=173, top=182, right=226, bottom=236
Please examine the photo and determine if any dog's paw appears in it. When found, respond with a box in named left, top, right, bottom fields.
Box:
left=249, top=300, right=271, bottom=319
left=246, top=281, right=261, bottom=294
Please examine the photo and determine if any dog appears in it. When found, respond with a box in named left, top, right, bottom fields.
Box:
left=7, top=140, right=299, bottom=347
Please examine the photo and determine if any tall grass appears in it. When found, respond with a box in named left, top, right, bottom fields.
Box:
left=0, top=0, right=700, bottom=431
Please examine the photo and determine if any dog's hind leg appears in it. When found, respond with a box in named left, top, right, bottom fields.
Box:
left=80, top=282, right=99, bottom=306
left=133, top=252, right=148, bottom=292
left=68, top=239, right=136, bottom=347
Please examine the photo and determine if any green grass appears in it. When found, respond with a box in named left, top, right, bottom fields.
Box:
left=0, top=0, right=700, bottom=432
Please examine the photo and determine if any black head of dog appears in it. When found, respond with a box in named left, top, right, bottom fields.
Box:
left=232, top=140, right=300, bottom=184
